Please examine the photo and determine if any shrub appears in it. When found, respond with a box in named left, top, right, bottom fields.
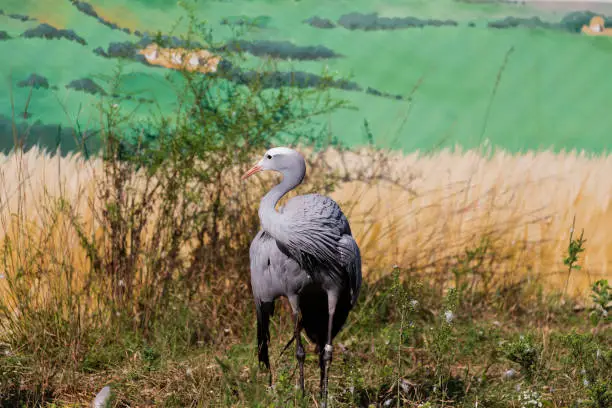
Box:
left=0, top=8, right=347, bottom=404
left=502, top=334, right=542, bottom=382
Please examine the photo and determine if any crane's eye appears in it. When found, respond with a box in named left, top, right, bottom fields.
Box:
left=266, top=154, right=272, bottom=159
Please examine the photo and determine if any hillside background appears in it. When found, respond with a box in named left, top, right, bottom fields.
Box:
left=2, top=0, right=612, bottom=153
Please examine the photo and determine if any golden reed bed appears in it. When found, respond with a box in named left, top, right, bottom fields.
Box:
left=0, top=147, right=610, bottom=298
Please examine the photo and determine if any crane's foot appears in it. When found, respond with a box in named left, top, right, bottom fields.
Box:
left=257, top=361, right=273, bottom=388
left=319, top=344, right=333, bottom=408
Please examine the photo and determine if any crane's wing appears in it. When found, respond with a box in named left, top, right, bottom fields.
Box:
left=249, top=230, right=280, bottom=370
left=278, top=194, right=355, bottom=286
left=338, top=234, right=362, bottom=306
left=249, top=230, right=285, bottom=303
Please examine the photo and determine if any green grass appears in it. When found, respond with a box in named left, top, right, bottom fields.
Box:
left=2, top=0, right=612, bottom=154
left=2, top=270, right=610, bottom=407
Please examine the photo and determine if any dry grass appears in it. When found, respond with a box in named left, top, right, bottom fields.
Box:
left=0, top=148, right=100, bottom=327
left=0, top=146, right=610, bottom=302
left=326, top=147, right=612, bottom=296
left=0, top=146, right=610, bottom=407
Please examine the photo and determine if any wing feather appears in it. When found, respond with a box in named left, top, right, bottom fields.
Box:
left=279, top=194, right=354, bottom=285
left=338, top=234, right=362, bottom=306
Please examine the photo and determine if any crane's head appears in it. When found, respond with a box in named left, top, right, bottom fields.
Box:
left=242, top=147, right=305, bottom=181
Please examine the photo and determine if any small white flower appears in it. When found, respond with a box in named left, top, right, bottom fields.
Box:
left=444, top=310, right=454, bottom=324
left=399, top=379, right=411, bottom=394
left=112, top=103, right=119, bottom=109
left=583, top=378, right=590, bottom=387
left=410, top=299, right=419, bottom=309
left=518, top=389, right=542, bottom=408
left=118, top=279, right=125, bottom=287
left=503, top=368, right=517, bottom=379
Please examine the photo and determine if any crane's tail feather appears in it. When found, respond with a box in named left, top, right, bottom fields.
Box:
left=256, top=301, right=275, bottom=370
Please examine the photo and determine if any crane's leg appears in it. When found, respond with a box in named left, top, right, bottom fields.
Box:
left=288, top=296, right=306, bottom=394
left=319, top=291, right=338, bottom=408
left=294, top=313, right=306, bottom=394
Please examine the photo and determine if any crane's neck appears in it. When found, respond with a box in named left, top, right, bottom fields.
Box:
left=259, top=167, right=304, bottom=237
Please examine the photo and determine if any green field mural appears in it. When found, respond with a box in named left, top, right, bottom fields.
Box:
left=2, top=0, right=612, bottom=153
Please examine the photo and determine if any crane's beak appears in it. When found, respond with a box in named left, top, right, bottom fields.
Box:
left=241, top=163, right=263, bottom=180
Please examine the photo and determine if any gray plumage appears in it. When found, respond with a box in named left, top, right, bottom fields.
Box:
left=242, top=147, right=362, bottom=407
left=91, top=386, right=112, bottom=408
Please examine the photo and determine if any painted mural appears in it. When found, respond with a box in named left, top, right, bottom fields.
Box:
left=0, top=1, right=611, bottom=406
